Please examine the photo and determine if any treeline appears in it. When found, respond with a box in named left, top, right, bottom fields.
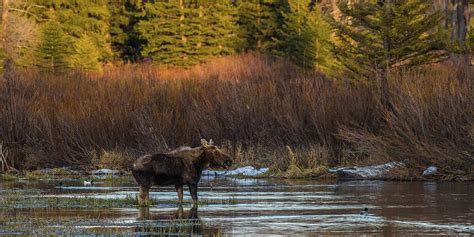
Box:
left=5, top=0, right=471, bottom=76
left=1, top=0, right=331, bottom=72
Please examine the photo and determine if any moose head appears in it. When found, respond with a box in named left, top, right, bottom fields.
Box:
left=200, top=139, right=233, bottom=169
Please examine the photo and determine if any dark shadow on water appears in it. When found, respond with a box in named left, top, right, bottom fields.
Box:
left=135, top=205, right=219, bottom=236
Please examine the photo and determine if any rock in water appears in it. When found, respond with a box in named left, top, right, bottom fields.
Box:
left=422, top=166, right=438, bottom=177
left=202, top=166, right=269, bottom=177
left=91, top=169, right=120, bottom=175
left=329, top=162, right=404, bottom=180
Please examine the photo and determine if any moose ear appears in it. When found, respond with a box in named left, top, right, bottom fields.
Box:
left=200, top=139, right=209, bottom=147
left=209, top=139, right=214, bottom=145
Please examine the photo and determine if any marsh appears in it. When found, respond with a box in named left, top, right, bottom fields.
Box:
left=0, top=176, right=473, bottom=236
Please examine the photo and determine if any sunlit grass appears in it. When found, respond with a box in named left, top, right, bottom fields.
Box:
left=0, top=192, right=139, bottom=209
left=0, top=190, right=241, bottom=210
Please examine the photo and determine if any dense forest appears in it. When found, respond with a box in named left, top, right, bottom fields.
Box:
left=1, top=0, right=472, bottom=72
left=0, top=0, right=473, bottom=179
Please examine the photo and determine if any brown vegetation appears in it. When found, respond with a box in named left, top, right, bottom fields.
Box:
left=0, top=53, right=472, bottom=178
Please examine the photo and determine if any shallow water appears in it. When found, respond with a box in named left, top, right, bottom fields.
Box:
left=0, top=176, right=473, bottom=236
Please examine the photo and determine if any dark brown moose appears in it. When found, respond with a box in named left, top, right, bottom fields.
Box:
left=132, top=139, right=232, bottom=206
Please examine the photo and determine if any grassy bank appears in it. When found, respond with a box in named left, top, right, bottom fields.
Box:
left=0, top=53, right=472, bottom=178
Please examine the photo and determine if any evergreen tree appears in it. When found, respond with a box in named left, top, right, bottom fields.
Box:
left=109, top=1, right=143, bottom=62
left=70, top=34, right=102, bottom=72
left=32, top=0, right=113, bottom=61
left=237, top=0, right=280, bottom=51
left=137, top=1, right=239, bottom=66
left=204, top=1, right=241, bottom=55
left=467, top=23, right=474, bottom=55
left=137, top=1, right=183, bottom=65
left=187, top=1, right=240, bottom=60
left=35, top=21, right=71, bottom=72
left=272, top=0, right=332, bottom=70
left=330, top=0, right=446, bottom=79
left=329, top=0, right=447, bottom=107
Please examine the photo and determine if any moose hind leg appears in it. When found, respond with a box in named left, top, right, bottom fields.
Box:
left=175, top=185, right=184, bottom=204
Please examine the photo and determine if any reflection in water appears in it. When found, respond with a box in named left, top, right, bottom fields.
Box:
left=136, top=206, right=205, bottom=236
left=138, top=205, right=198, bottom=220
left=0, top=177, right=473, bottom=236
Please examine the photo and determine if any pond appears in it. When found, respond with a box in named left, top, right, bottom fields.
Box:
left=0, top=176, right=473, bottom=236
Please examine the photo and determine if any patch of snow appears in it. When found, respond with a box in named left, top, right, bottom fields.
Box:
left=422, top=166, right=437, bottom=176
left=329, top=162, right=404, bottom=180
left=91, top=169, right=120, bottom=175
left=202, top=166, right=269, bottom=177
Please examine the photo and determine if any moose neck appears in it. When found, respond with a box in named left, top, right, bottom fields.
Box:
left=193, top=148, right=210, bottom=174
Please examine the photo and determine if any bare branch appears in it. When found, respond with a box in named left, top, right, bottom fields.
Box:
left=9, top=7, right=45, bottom=21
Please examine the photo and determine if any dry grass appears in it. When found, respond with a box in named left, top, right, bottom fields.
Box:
left=0, top=53, right=472, bottom=177
left=91, top=149, right=135, bottom=171
left=340, top=64, right=474, bottom=176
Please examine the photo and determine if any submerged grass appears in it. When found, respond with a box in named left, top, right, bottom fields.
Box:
left=1, top=173, right=18, bottom=181
left=0, top=191, right=241, bottom=210
left=0, top=192, right=139, bottom=209
left=0, top=214, right=221, bottom=236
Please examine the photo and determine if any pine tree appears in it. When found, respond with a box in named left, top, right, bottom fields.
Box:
left=237, top=0, right=281, bottom=51
left=204, top=1, right=241, bottom=56
left=137, top=1, right=239, bottom=67
left=137, top=1, right=183, bottom=65
left=329, top=0, right=447, bottom=107
left=32, top=0, right=112, bottom=61
left=272, top=0, right=332, bottom=70
left=109, top=1, right=143, bottom=62
left=330, top=0, right=446, bottom=79
left=70, top=34, right=102, bottom=72
left=35, top=21, right=71, bottom=73
left=467, top=23, right=474, bottom=55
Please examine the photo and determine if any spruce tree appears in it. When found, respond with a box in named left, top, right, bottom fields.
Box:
left=138, top=1, right=239, bottom=66
left=468, top=24, right=474, bottom=55
left=70, top=34, right=102, bottom=72
left=35, top=21, right=71, bottom=73
left=329, top=0, right=447, bottom=107
left=204, top=1, right=240, bottom=56
left=32, top=0, right=112, bottom=61
left=237, top=0, right=280, bottom=51
left=272, top=0, right=332, bottom=70
left=109, top=1, right=144, bottom=62
left=330, top=0, right=446, bottom=79
left=137, top=1, right=183, bottom=65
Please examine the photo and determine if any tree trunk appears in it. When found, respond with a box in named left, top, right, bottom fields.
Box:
left=434, top=0, right=470, bottom=44
left=1, top=0, right=8, bottom=43
left=453, top=0, right=469, bottom=44
left=380, top=0, right=392, bottom=112
left=1, top=0, right=11, bottom=77
left=257, top=1, right=261, bottom=49
left=1, top=0, right=8, bottom=55
left=179, top=0, right=186, bottom=61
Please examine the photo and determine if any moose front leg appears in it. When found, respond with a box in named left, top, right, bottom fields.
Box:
left=175, top=185, right=184, bottom=204
left=139, top=185, right=151, bottom=206
left=188, top=183, right=198, bottom=206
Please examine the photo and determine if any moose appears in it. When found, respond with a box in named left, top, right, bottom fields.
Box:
left=132, top=139, right=233, bottom=205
